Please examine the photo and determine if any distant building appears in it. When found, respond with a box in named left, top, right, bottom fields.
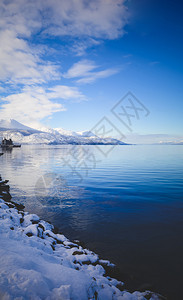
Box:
left=1, top=138, right=13, bottom=146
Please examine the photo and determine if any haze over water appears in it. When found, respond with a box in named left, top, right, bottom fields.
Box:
left=1, top=144, right=183, bottom=299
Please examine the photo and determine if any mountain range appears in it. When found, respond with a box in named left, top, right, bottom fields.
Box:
left=0, top=119, right=126, bottom=145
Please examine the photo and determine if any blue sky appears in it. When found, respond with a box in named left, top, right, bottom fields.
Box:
left=0, top=0, right=182, bottom=142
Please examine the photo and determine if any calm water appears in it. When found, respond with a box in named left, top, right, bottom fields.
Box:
left=0, top=144, right=183, bottom=299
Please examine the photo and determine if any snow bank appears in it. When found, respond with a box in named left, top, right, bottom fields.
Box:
left=0, top=197, right=161, bottom=300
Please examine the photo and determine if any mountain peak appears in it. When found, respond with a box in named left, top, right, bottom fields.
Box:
left=0, top=119, right=36, bottom=131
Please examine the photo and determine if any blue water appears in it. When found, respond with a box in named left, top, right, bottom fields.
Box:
left=1, top=144, right=183, bottom=299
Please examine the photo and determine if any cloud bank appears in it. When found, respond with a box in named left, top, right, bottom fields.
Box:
left=0, top=0, right=128, bottom=126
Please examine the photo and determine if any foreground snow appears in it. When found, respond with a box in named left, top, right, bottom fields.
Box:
left=0, top=197, right=160, bottom=300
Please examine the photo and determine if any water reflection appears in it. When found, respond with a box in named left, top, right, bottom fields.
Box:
left=0, top=145, right=98, bottom=212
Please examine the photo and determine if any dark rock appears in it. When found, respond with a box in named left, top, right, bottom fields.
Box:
left=55, top=239, right=64, bottom=245
left=73, top=260, right=82, bottom=266
left=82, top=260, right=91, bottom=265
left=91, top=260, right=99, bottom=266
left=70, top=244, right=79, bottom=249
left=51, top=244, right=55, bottom=251
left=72, top=250, right=84, bottom=256
left=38, top=224, right=45, bottom=231
left=94, top=291, right=98, bottom=300
left=26, top=232, right=33, bottom=237
left=1, top=192, right=12, bottom=201
left=13, top=202, right=25, bottom=211
left=5, top=203, right=15, bottom=209
left=52, top=226, right=59, bottom=234
left=116, top=283, right=125, bottom=291
left=32, top=220, right=39, bottom=224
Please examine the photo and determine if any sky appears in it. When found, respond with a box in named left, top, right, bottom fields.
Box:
left=0, top=0, right=183, bottom=142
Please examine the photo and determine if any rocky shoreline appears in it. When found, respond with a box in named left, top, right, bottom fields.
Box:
left=0, top=175, right=162, bottom=299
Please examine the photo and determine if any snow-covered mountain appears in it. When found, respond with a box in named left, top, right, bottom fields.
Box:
left=76, top=131, right=96, bottom=137
left=0, top=119, right=126, bottom=145
left=0, top=119, right=39, bottom=133
left=54, top=127, right=79, bottom=137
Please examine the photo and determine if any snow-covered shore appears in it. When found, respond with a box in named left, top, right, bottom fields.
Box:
left=0, top=182, right=161, bottom=300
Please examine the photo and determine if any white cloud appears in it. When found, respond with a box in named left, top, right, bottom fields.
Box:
left=71, top=39, right=101, bottom=56
left=0, top=86, right=5, bottom=92
left=47, top=85, right=86, bottom=101
left=64, top=60, right=119, bottom=83
left=0, top=85, right=85, bottom=126
left=43, top=0, right=128, bottom=39
left=0, top=0, right=41, bottom=37
left=0, top=29, right=59, bottom=85
left=0, top=0, right=128, bottom=124
left=0, top=0, right=128, bottom=84
left=0, top=0, right=128, bottom=40
left=0, top=88, right=62, bottom=126
left=77, top=68, right=119, bottom=84
left=0, top=0, right=60, bottom=85
left=65, top=60, right=96, bottom=78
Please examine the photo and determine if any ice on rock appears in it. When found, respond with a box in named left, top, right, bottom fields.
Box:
left=39, top=220, right=54, bottom=231
left=99, top=259, right=115, bottom=267
left=57, top=233, right=68, bottom=243
left=24, top=224, right=39, bottom=236
left=44, top=229, right=58, bottom=240
left=23, top=214, right=40, bottom=226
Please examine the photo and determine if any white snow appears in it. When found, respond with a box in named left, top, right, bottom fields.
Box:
left=0, top=119, right=125, bottom=145
left=54, top=127, right=79, bottom=137
left=75, top=131, right=96, bottom=138
left=0, top=119, right=38, bottom=132
left=0, top=196, right=160, bottom=300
